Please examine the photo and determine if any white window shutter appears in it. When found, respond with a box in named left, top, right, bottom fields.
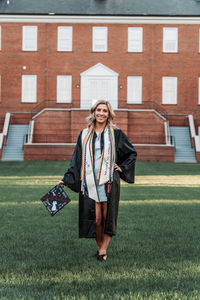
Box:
left=127, top=76, right=142, bottom=104
left=57, top=75, right=72, bottom=103
left=22, top=75, right=37, bottom=103
left=92, top=27, right=108, bottom=52
left=128, top=27, right=143, bottom=52
left=163, top=28, right=178, bottom=53
left=57, top=27, right=72, bottom=51
left=22, top=26, right=37, bottom=51
left=162, top=77, right=177, bottom=104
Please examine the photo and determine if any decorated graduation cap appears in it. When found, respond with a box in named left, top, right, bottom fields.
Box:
left=40, top=185, right=70, bottom=216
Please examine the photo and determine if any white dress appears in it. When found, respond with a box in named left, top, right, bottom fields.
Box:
left=94, top=132, right=107, bottom=202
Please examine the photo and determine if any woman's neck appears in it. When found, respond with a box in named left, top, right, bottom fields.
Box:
left=94, top=122, right=106, bottom=133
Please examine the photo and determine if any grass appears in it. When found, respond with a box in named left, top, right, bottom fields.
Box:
left=0, top=161, right=200, bottom=300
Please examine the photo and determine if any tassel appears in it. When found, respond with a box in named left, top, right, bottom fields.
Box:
left=108, top=181, right=111, bottom=194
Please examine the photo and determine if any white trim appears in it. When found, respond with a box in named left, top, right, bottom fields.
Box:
left=1, top=15, right=200, bottom=24
left=32, top=107, right=167, bottom=121
left=0, top=133, right=3, bottom=149
left=80, top=62, right=119, bottom=76
left=24, top=142, right=174, bottom=147
left=194, top=135, right=200, bottom=152
left=3, top=112, right=11, bottom=136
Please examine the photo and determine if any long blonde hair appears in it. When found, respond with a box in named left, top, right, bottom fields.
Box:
left=86, top=100, right=116, bottom=128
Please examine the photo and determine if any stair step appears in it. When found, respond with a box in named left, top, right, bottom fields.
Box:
left=170, top=126, right=196, bottom=163
left=1, top=124, right=29, bottom=161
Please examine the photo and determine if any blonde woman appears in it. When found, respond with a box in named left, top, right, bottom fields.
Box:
left=58, top=100, right=137, bottom=261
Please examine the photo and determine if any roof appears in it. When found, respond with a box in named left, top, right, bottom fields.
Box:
left=0, top=0, right=200, bottom=16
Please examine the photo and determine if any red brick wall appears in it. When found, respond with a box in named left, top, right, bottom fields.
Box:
left=31, top=109, right=166, bottom=144
left=33, top=110, right=71, bottom=143
left=24, top=143, right=174, bottom=162
left=0, top=22, right=200, bottom=125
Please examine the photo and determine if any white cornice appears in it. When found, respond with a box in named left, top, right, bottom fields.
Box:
left=1, top=15, right=200, bottom=24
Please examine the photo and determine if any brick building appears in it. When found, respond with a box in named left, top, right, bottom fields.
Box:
left=0, top=0, right=200, bottom=162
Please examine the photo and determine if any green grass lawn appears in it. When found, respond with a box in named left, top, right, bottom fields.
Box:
left=0, top=161, right=200, bottom=300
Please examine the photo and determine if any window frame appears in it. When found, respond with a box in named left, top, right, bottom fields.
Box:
left=162, top=76, right=178, bottom=105
left=92, top=27, right=108, bottom=52
left=21, top=75, right=37, bottom=103
left=57, top=26, right=73, bottom=52
left=56, top=75, right=72, bottom=103
left=22, top=26, right=38, bottom=51
left=128, top=27, right=143, bottom=53
left=127, top=76, right=143, bottom=104
left=163, top=27, right=178, bottom=53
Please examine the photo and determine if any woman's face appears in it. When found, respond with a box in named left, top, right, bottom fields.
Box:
left=94, top=104, right=109, bottom=126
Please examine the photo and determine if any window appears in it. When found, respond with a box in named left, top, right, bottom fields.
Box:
left=57, top=26, right=72, bottom=51
left=92, top=27, right=108, bottom=52
left=127, top=76, right=142, bottom=104
left=22, top=26, right=37, bottom=51
left=128, top=27, right=143, bottom=52
left=57, top=75, right=72, bottom=103
left=162, top=77, right=177, bottom=104
left=21, top=75, right=37, bottom=103
left=163, top=27, right=178, bottom=53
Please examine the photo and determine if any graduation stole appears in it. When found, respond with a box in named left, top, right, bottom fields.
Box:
left=81, top=125, right=116, bottom=202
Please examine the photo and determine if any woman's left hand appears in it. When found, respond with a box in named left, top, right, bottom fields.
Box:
left=114, top=163, right=122, bottom=172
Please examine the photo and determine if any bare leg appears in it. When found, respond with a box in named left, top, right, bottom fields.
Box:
left=95, top=202, right=104, bottom=251
left=98, top=202, right=111, bottom=256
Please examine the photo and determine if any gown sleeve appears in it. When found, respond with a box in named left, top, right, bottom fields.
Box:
left=115, top=129, right=137, bottom=183
left=61, top=131, right=82, bottom=192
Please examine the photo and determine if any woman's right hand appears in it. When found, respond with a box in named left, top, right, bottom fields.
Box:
left=57, top=180, right=65, bottom=188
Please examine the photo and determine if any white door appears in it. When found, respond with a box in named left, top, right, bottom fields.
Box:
left=80, top=63, right=118, bottom=109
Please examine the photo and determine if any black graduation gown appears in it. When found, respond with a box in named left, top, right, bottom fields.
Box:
left=62, top=129, right=137, bottom=238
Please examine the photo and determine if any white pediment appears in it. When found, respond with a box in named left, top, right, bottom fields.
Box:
left=81, top=63, right=119, bottom=77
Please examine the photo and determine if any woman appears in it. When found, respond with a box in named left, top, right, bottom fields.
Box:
left=58, top=100, right=137, bottom=261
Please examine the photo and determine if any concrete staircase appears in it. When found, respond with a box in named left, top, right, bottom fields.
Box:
left=170, top=126, right=196, bottom=163
left=1, top=125, right=29, bottom=161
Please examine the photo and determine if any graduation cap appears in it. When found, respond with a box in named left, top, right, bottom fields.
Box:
left=40, top=185, right=71, bottom=216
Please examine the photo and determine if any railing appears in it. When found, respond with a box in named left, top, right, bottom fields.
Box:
left=22, top=134, right=28, bottom=150
left=170, top=135, right=176, bottom=150
left=0, top=112, right=11, bottom=149
left=30, top=100, right=170, bottom=119
left=188, top=114, right=200, bottom=153
left=0, top=133, right=3, bottom=150
left=31, top=133, right=167, bottom=145
left=27, top=120, right=34, bottom=143
left=164, top=120, right=171, bottom=145
left=31, top=100, right=72, bottom=119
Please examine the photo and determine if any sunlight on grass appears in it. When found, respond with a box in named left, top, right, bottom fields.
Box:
left=0, top=162, right=200, bottom=300
left=0, top=175, right=200, bottom=186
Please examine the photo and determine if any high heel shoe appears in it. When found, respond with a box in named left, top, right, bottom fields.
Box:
left=97, top=254, right=107, bottom=261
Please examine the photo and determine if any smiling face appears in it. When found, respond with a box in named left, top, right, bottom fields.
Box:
left=94, top=103, right=109, bottom=127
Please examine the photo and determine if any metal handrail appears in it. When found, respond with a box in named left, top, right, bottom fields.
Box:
left=22, top=134, right=28, bottom=150
left=170, top=135, right=176, bottom=151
